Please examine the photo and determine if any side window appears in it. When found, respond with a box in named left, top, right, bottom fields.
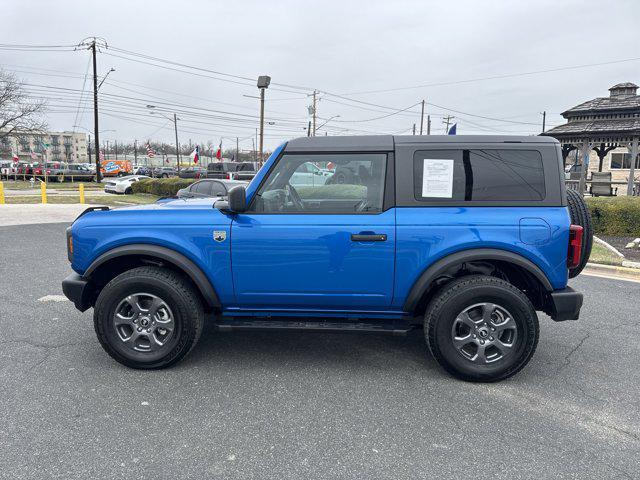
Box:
left=251, top=153, right=387, bottom=214
left=413, top=149, right=545, bottom=202
left=210, top=181, right=226, bottom=196
left=192, top=181, right=210, bottom=195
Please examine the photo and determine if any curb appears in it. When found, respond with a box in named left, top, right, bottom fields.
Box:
left=584, top=262, right=640, bottom=280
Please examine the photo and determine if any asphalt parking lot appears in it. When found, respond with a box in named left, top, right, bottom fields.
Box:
left=1, top=222, right=639, bottom=479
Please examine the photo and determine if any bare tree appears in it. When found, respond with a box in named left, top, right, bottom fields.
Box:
left=0, top=69, right=47, bottom=140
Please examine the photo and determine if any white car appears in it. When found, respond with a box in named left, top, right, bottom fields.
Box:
left=290, top=162, right=332, bottom=187
left=104, top=175, right=149, bottom=194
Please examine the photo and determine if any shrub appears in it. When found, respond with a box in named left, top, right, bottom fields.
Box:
left=131, top=178, right=195, bottom=197
left=586, top=196, right=640, bottom=237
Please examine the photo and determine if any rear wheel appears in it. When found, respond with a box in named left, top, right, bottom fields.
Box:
left=425, top=275, right=539, bottom=382
left=566, top=189, right=593, bottom=278
left=124, top=187, right=133, bottom=194
left=94, top=266, right=204, bottom=369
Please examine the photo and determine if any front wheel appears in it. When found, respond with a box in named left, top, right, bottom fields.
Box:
left=93, top=266, right=204, bottom=369
left=425, top=275, right=539, bottom=382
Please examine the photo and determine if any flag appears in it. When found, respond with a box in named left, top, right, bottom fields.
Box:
left=216, top=141, right=222, bottom=160
left=12, top=152, right=19, bottom=162
left=448, top=124, right=457, bottom=135
left=191, top=145, right=200, bottom=164
left=30, top=148, right=37, bottom=160
left=99, top=150, right=105, bottom=162
left=145, top=142, right=155, bottom=158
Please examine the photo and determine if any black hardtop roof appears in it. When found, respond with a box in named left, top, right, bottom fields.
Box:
left=285, top=135, right=558, bottom=152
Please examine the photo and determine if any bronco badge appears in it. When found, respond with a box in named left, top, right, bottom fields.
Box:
left=213, top=231, right=227, bottom=242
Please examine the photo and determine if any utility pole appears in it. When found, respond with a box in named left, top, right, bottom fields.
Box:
left=114, top=140, right=118, bottom=159
left=312, top=90, right=317, bottom=136
left=307, top=121, right=311, bottom=137
left=91, top=40, right=101, bottom=182
left=173, top=113, right=180, bottom=172
left=133, top=139, right=137, bottom=165
left=443, top=115, right=455, bottom=133
left=88, top=134, right=92, bottom=164
left=106, top=140, right=110, bottom=159
left=412, top=123, right=416, bottom=135
left=252, top=137, right=256, bottom=161
left=427, top=115, right=431, bottom=135
left=541, top=111, right=546, bottom=133
left=236, top=137, right=239, bottom=161
left=419, top=99, right=425, bottom=135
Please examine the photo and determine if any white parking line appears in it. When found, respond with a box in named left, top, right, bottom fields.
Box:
left=582, top=272, right=640, bottom=284
left=37, top=295, right=69, bottom=302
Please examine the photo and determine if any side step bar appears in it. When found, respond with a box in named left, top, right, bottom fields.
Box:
left=214, top=318, right=415, bottom=336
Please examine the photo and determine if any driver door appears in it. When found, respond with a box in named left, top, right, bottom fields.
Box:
left=230, top=152, right=395, bottom=311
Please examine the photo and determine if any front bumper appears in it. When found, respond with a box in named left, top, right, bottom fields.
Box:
left=548, top=287, right=583, bottom=321
left=62, top=273, right=92, bottom=312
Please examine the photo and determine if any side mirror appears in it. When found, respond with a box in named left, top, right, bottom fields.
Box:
left=225, top=185, right=247, bottom=213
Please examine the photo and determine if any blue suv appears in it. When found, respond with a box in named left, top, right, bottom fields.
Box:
left=62, top=135, right=590, bottom=382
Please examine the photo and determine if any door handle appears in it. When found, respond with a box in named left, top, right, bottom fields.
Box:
left=350, top=233, right=387, bottom=242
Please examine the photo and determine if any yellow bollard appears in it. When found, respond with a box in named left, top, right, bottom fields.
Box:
left=0, top=181, right=4, bottom=204
left=41, top=181, right=47, bottom=204
left=79, top=183, right=85, bottom=204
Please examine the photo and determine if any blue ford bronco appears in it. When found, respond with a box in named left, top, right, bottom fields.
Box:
left=62, top=135, right=590, bottom=382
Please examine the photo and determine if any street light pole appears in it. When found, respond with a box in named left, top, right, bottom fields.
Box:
left=91, top=40, right=101, bottom=182
left=173, top=113, right=180, bottom=172
left=257, top=75, right=271, bottom=161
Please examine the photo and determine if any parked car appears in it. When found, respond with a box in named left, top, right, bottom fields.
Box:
left=152, top=166, right=177, bottom=178
left=132, top=165, right=152, bottom=176
left=104, top=175, right=149, bottom=194
left=178, top=166, right=207, bottom=179
left=62, top=135, right=590, bottom=382
left=67, top=163, right=95, bottom=181
left=15, top=162, right=34, bottom=177
left=0, top=160, right=14, bottom=179
left=231, top=162, right=260, bottom=181
left=290, top=161, right=332, bottom=187
left=34, top=161, right=68, bottom=182
left=177, top=179, right=248, bottom=199
left=206, top=162, right=238, bottom=179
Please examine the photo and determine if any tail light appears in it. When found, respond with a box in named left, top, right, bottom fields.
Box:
left=46, top=169, right=51, bottom=174
left=567, top=225, right=583, bottom=269
left=226, top=173, right=231, bottom=179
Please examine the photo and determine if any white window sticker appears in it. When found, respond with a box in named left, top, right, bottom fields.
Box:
left=422, top=159, right=454, bottom=198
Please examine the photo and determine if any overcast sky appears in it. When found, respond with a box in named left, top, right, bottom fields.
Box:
left=3, top=0, right=640, bottom=151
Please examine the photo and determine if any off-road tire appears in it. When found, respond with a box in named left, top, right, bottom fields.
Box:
left=94, top=266, right=204, bottom=369
left=425, top=275, right=539, bottom=382
left=566, top=189, right=593, bottom=278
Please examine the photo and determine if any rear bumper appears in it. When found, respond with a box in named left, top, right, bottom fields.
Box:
left=62, top=273, right=92, bottom=312
left=548, top=287, right=583, bottom=321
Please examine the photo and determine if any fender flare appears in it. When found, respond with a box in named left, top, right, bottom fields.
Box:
left=84, top=244, right=221, bottom=310
left=403, top=248, right=553, bottom=313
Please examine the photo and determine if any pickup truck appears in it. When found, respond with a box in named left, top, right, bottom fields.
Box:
left=62, top=135, right=590, bottom=382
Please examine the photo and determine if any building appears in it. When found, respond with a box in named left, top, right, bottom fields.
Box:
left=543, top=82, right=640, bottom=194
left=0, top=130, right=88, bottom=163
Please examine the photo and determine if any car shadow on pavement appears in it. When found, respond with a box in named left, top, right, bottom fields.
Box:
left=182, top=321, right=440, bottom=374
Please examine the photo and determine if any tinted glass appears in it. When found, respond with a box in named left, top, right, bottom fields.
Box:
left=252, top=153, right=386, bottom=213
left=210, top=181, right=227, bottom=196
left=414, top=149, right=545, bottom=202
left=192, top=181, right=211, bottom=195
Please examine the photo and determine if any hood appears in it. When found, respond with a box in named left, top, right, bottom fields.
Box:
left=73, top=197, right=230, bottom=228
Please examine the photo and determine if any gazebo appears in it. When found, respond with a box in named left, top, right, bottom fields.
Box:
left=543, top=82, right=640, bottom=195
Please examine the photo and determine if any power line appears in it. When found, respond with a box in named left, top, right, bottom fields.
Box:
left=338, top=56, right=640, bottom=95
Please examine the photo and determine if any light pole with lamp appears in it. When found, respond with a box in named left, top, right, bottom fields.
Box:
left=315, top=115, right=340, bottom=133
left=147, top=105, right=181, bottom=173
left=257, top=76, right=271, bottom=162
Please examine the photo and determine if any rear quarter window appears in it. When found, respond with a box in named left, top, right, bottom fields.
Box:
left=413, top=149, right=545, bottom=202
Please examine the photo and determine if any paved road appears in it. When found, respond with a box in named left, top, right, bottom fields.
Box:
left=1, top=223, right=638, bottom=479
